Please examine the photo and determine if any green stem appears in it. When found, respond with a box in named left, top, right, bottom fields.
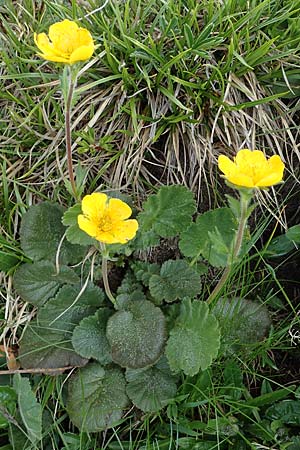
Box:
left=100, top=243, right=117, bottom=307
left=65, top=67, right=78, bottom=202
left=207, top=195, right=250, bottom=305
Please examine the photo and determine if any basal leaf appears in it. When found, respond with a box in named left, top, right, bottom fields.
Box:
left=13, top=261, right=79, bottom=306
left=179, top=208, right=237, bottom=267
left=107, top=300, right=166, bottom=368
left=126, top=358, right=177, bottom=412
left=116, top=271, right=146, bottom=309
left=149, top=259, right=201, bottom=302
left=133, top=229, right=160, bottom=250
left=131, top=261, right=160, bottom=287
left=19, top=284, right=102, bottom=369
left=13, top=374, right=42, bottom=444
left=166, top=299, right=220, bottom=376
left=18, top=322, right=88, bottom=370
left=67, top=363, right=129, bottom=432
left=138, top=186, right=196, bottom=238
left=72, top=308, right=113, bottom=365
left=20, top=202, right=84, bottom=264
left=62, top=204, right=97, bottom=246
left=213, top=297, right=271, bottom=355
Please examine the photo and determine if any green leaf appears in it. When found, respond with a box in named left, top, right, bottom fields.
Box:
left=138, top=186, right=196, bottom=238
left=166, top=299, right=220, bottom=376
left=159, top=85, right=192, bottom=112
left=286, top=224, right=300, bottom=243
left=286, top=436, right=300, bottom=450
left=19, top=321, right=88, bottom=370
left=62, top=204, right=97, bottom=246
left=133, top=229, right=160, bottom=250
left=265, top=234, right=295, bottom=258
left=213, top=298, right=271, bottom=354
left=179, top=208, right=237, bottom=267
left=206, top=417, right=239, bottom=437
left=72, top=308, right=113, bottom=365
left=13, top=261, right=79, bottom=306
left=0, top=387, right=17, bottom=429
left=13, top=374, right=42, bottom=444
left=149, top=259, right=201, bottom=302
left=126, top=358, right=177, bottom=412
left=116, top=271, right=146, bottom=309
left=67, top=363, right=129, bottom=432
left=245, top=386, right=296, bottom=408
left=266, top=400, right=300, bottom=425
left=0, top=251, right=19, bottom=272
left=220, top=360, right=243, bottom=400
left=131, top=261, right=161, bottom=286
left=19, top=283, right=102, bottom=368
left=107, top=299, right=166, bottom=368
left=20, top=202, right=84, bottom=264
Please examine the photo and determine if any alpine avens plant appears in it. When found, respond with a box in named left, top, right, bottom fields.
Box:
left=11, top=147, right=284, bottom=432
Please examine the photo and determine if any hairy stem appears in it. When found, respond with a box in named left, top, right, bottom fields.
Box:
left=100, top=243, right=117, bottom=307
left=207, top=196, right=250, bottom=305
left=65, top=67, right=78, bottom=201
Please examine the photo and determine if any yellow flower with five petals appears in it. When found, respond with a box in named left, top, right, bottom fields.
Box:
left=218, top=149, right=284, bottom=188
left=34, top=19, right=94, bottom=64
left=78, top=193, right=139, bottom=245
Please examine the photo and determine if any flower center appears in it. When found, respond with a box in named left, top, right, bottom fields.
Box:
left=55, top=35, right=77, bottom=56
left=97, top=214, right=114, bottom=233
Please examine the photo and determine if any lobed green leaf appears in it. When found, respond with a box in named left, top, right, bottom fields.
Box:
left=62, top=204, right=97, bottom=246
left=166, top=299, right=220, bottom=376
left=138, top=185, right=196, bottom=238
left=149, top=259, right=201, bottom=302
left=179, top=208, right=237, bottom=267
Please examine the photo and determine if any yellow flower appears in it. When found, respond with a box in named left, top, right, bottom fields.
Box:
left=78, top=193, right=139, bottom=244
left=34, top=19, right=94, bottom=64
left=218, top=149, right=284, bottom=188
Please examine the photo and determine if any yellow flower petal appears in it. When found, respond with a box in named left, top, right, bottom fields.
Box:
left=226, top=173, right=255, bottom=188
left=69, top=45, right=95, bottom=63
left=218, top=155, right=236, bottom=176
left=113, top=219, right=139, bottom=243
left=78, top=215, right=99, bottom=237
left=48, top=19, right=78, bottom=47
left=76, top=28, right=94, bottom=46
left=256, top=172, right=283, bottom=187
left=81, top=193, right=108, bottom=219
left=107, top=198, right=132, bottom=221
left=240, top=149, right=267, bottom=165
left=34, top=32, right=52, bottom=54
left=268, top=155, right=285, bottom=173
left=94, top=231, right=119, bottom=244
left=36, top=53, right=71, bottom=63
